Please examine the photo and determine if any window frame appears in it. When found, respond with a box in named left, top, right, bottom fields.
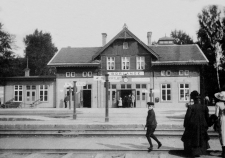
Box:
left=136, top=56, right=145, bottom=70
left=39, top=85, right=49, bottom=102
left=83, top=72, right=87, bottom=77
left=71, top=72, right=75, bottom=77
left=66, top=72, right=70, bottom=77
left=179, top=83, right=190, bottom=102
left=161, top=83, right=172, bottom=102
left=107, top=57, right=115, bottom=70
left=121, top=57, right=130, bottom=70
left=184, top=70, right=189, bottom=76
left=123, top=42, right=128, bottom=49
left=14, top=85, right=23, bottom=102
left=88, top=71, right=92, bottom=77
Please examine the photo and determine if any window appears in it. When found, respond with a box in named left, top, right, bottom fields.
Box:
left=123, top=42, right=128, bottom=49
left=83, top=72, right=87, bottom=77
left=179, top=70, right=184, bottom=76
left=161, top=84, right=171, bottom=101
left=136, top=84, right=140, bottom=89
left=161, top=70, right=165, bottom=76
left=179, top=83, right=190, bottom=101
left=40, top=85, right=48, bottom=102
left=71, top=72, right=75, bottom=77
left=66, top=72, right=70, bottom=77
left=142, top=84, right=147, bottom=89
left=122, top=57, right=130, bottom=70
left=83, top=84, right=92, bottom=90
left=111, top=84, right=116, bottom=89
left=185, top=70, right=189, bottom=76
left=136, top=57, right=145, bottom=70
left=121, top=84, right=126, bottom=89
left=88, top=71, right=92, bottom=77
left=127, top=84, right=131, bottom=89
left=107, top=57, right=115, bottom=70
left=14, top=85, right=23, bottom=101
left=166, top=70, right=171, bottom=76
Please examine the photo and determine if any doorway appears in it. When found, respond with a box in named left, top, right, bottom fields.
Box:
left=118, top=90, right=135, bottom=108
left=83, top=90, right=91, bottom=108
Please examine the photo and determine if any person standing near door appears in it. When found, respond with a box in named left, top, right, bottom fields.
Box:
left=131, top=94, right=135, bottom=108
left=118, top=97, right=123, bottom=108
left=123, top=95, right=128, bottom=108
left=64, top=94, right=69, bottom=108
left=127, top=94, right=132, bottom=108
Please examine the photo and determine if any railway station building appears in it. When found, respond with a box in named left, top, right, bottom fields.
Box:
left=1, top=26, right=208, bottom=108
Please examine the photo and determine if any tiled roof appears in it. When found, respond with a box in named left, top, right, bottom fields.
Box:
left=48, top=47, right=101, bottom=67
left=149, top=44, right=208, bottom=65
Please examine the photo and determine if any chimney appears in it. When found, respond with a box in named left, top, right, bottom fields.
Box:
left=24, top=57, right=30, bottom=77
left=147, top=32, right=152, bottom=46
left=102, top=33, right=107, bottom=46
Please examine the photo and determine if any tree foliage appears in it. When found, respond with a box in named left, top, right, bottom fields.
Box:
left=171, top=30, right=194, bottom=45
left=24, top=29, right=58, bottom=76
left=197, top=5, right=225, bottom=93
left=0, top=22, right=24, bottom=77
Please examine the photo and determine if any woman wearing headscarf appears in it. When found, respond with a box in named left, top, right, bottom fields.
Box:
left=215, top=91, right=225, bottom=157
left=181, top=90, right=210, bottom=157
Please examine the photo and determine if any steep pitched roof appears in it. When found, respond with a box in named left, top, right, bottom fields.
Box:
left=92, top=27, right=159, bottom=59
left=149, top=44, right=208, bottom=65
left=48, top=47, right=101, bottom=67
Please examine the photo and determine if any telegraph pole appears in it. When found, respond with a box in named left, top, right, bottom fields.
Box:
left=105, top=74, right=109, bottom=122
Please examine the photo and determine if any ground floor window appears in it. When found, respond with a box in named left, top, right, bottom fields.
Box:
left=179, top=83, right=190, bottom=101
left=14, top=85, right=23, bottom=101
left=40, top=85, right=48, bottom=102
left=161, top=84, right=171, bottom=101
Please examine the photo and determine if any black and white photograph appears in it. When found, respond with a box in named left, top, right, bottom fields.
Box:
left=0, top=0, right=225, bottom=157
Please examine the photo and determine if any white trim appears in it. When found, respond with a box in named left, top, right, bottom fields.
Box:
left=179, top=70, right=184, bottom=76
left=71, top=72, right=75, bottom=77
left=66, top=72, right=70, bottom=77
left=83, top=72, right=87, bottom=77
left=195, top=44, right=209, bottom=62
left=88, top=71, right=92, bottom=77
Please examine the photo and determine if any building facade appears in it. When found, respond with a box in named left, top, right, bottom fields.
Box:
left=47, top=26, right=208, bottom=108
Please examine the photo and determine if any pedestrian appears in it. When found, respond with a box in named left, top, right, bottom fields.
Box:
left=181, top=90, right=210, bottom=157
left=64, top=94, right=69, bottom=108
left=215, top=91, right=225, bottom=157
left=205, top=94, right=210, bottom=106
left=127, top=94, right=132, bottom=108
left=123, top=95, right=128, bottom=108
left=131, top=94, right=135, bottom=108
left=118, top=97, right=123, bottom=108
left=144, top=102, right=162, bottom=151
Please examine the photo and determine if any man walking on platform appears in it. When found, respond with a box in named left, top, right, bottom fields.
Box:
left=144, top=102, right=162, bottom=151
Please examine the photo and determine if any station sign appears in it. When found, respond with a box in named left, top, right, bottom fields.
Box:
left=93, top=76, right=122, bottom=82
left=64, top=82, right=73, bottom=88
left=76, top=81, right=86, bottom=86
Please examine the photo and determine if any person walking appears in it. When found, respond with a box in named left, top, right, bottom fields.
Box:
left=181, top=90, right=210, bottom=157
left=144, top=102, right=162, bottom=151
left=215, top=91, right=225, bottom=157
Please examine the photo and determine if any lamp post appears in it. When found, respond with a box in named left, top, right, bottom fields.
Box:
left=105, top=74, right=109, bottom=122
left=73, top=81, right=77, bottom=119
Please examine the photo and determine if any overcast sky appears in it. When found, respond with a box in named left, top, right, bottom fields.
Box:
left=0, top=0, right=225, bottom=57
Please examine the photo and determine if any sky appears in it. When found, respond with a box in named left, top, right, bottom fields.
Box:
left=0, top=0, right=225, bottom=57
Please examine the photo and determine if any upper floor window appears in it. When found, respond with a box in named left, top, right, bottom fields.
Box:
left=88, top=71, right=92, bottom=77
left=179, top=70, right=189, bottom=76
left=123, top=42, right=128, bottom=49
left=136, top=56, right=145, bottom=70
left=107, top=57, right=115, bottom=70
left=122, top=57, right=130, bottom=70
left=83, top=72, right=87, bottom=77
left=71, top=72, right=75, bottom=77
left=184, top=70, right=189, bottom=76
left=161, top=70, right=171, bottom=76
left=66, top=72, right=70, bottom=77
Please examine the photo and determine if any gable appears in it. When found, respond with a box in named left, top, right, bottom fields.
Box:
left=92, top=27, right=159, bottom=60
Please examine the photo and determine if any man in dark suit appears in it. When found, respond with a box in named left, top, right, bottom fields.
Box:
left=144, top=102, right=162, bottom=151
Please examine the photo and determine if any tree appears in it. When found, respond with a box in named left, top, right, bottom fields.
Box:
left=170, top=30, right=194, bottom=44
left=197, top=5, right=225, bottom=91
left=0, top=22, right=24, bottom=77
left=23, top=29, right=58, bottom=76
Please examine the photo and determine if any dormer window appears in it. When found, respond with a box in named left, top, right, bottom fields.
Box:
left=123, top=42, right=128, bottom=49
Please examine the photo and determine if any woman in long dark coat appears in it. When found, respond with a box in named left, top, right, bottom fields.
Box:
left=181, top=91, right=210, bottom=157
